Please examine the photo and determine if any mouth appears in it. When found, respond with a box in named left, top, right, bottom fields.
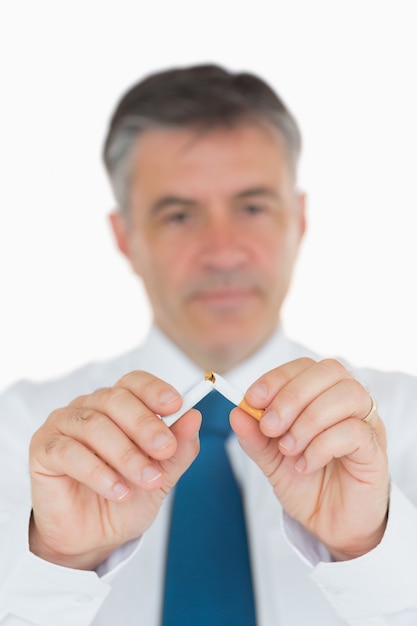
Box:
left=190, top=287, right=257, bottom=311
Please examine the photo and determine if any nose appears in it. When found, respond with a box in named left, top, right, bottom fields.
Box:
left=198, top=214, right=246, bottom=270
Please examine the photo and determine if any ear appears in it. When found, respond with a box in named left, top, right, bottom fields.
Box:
left=296, top=191, right=307, bottom=241
left=108, top=210, right=130, bottom=258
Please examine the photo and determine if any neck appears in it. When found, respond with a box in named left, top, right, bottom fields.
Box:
left=163, top=324, right=280, bottom=375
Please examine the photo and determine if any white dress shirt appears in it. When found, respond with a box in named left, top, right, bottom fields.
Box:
left=1, top=325, right=417, bottom=625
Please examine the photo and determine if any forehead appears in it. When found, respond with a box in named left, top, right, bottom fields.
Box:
left=129, top=122, right=293, bottom=198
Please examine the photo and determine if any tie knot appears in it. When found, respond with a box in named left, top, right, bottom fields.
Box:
left=194, top=389, right=234, bottom=439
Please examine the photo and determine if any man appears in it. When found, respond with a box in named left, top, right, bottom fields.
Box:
left=1, top=64, right=416, bottom=625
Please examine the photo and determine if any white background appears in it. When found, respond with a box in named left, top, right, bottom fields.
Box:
left=1, top=0, right=416, bottom=392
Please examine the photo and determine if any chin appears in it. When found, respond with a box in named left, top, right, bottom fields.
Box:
left=194, top=326, right=265, bottom=370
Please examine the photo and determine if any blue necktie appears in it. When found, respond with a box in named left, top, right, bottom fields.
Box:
left=162, top=389, right=257, bottom=625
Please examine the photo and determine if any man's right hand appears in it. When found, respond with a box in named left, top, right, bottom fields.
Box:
left=29, top=371, right=201, bottom=570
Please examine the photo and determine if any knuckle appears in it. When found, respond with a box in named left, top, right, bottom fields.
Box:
left=299, top=403, right=318, bottom=430
left=43, top=436, right=60, bottom=455
left=272, top=357, right=316, bottom=388
left=68, top=406, right=97, bottom=424
left=86, top=457, right=108, bottom=485
left=367, top=429, right=381, bottom=455
left=281, top=360, right=306, bottom=381
left=117, top=369, right=148, bottom=388
left=319, top=358, right=348, bottom=378
left=29, top=432, right=60, bottom=459
left=130, top=410, right=157, bottom=433
left=118, top=444, right=140, bottom=467
left=298, top=357, right=316, bottom=368
left=116, top=370, right=166, bottom=402
left=279, top=385, right=301, bottom=406
left=56, top=436, right=78, bottom=462
left=336, top=378, right=363, bottom=405
left=68, top=393, right=89, bottom=408
left=344, top=378, right=371, bottom=412
left=274, top=385, right=302, bottom=420
left=99, top=385, right=132, bottom=411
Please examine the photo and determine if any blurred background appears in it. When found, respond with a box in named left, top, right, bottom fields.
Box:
left=1, top=0, right=416, bottom=391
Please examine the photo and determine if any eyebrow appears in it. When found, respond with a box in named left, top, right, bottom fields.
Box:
left=234, top=186, right=281, bottom=201
left=150, top=186, right=281, bottom=215
left=151, top=196, right=197, bottom=215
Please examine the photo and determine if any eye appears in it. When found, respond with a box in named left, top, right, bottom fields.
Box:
left=242, top=203, right=265, bottom=215
left=164, top=209, right=192, bottom=224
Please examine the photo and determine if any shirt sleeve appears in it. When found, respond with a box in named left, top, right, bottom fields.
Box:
left=0, top=500, right=143, bottom=626
left=0, top=499, right=107, bottom=626
left=283, top=484, right=417, bottom=625
left=0, top=380, right=142, bottom=626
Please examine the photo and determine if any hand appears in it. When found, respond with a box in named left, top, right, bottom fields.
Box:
left=230, top=358, right=389, bottom=560
left=29, top=371, right=201, bottom=570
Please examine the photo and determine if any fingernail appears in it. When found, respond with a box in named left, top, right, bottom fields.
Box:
left=261, top=410, right=281, bottom=433
left=112, top=482, right=130, bottom=500
left=142, top=466, right=162, bottom=483
left=279, top=433, right=295, bottom=451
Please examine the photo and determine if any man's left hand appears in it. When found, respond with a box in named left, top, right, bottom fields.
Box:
left=231, top=357, right=389, bottom=561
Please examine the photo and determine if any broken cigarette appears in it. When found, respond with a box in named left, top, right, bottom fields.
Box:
left=162, top=371, right=265, bottom=427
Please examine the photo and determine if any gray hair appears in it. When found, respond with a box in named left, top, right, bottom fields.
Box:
left=103, top=64, right=302, bottom=214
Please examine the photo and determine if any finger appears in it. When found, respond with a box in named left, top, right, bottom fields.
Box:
left=255, top=359, right=355, bottom=438
left=245, top=357, right=317, bottom=411
left=68, top=385, right=178, bottom=460
left=115, top=370, right=183, bottom=416
left=291, top=416, right=387, bottom=475
left=31, top=407, right=202, bottom=505
left=277, top=378, right=376, bottom=456
left=64, top=370, right=185, bottom=463
left=230, top=407, right=277, bottom=464
left=230, top=406, right=267, bottom=447
left=113, top=371, right=188, bottom=454
left=50, top=404, right=170, bottom=487
left=30, top=433, right=133, bottom=501
left=230, top=407, right=298, bottom=488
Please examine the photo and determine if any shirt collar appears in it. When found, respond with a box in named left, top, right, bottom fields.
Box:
left=139, top=324, right=315, bottom=397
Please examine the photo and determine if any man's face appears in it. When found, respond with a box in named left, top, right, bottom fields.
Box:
left=111, top=122, right=305, bottom=372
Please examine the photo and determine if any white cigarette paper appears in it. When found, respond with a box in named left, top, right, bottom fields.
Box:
left=162, top=378, right=214, bottom=427
left=162, top=372, right=264, bottom=427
